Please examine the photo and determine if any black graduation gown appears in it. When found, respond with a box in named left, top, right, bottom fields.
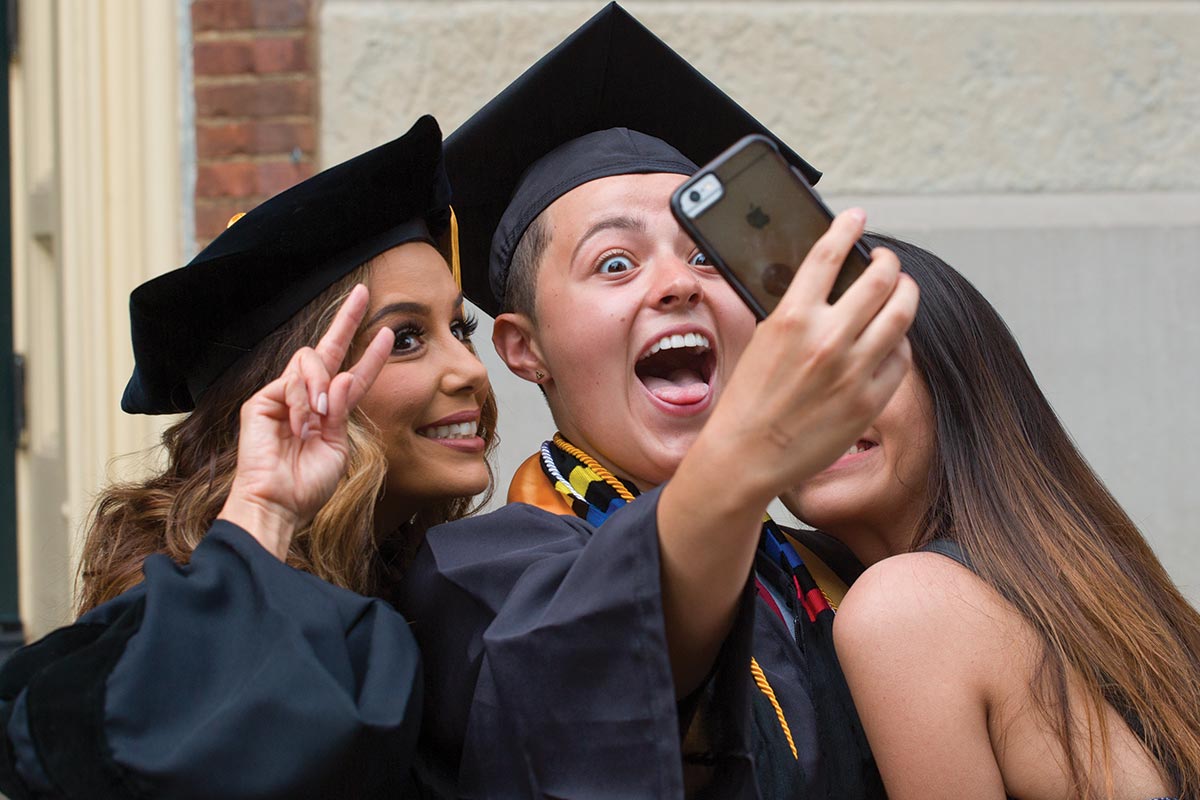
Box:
left=0, top=521, right=423, bottom=800
left=401, top=478, right=876, bottom=800
left=399, top=487, right=762, bottom=799
left=751, top=528, right=879, bottom=799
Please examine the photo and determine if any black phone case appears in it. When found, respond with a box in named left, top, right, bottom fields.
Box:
left=671, top=134, right=870, bottom=320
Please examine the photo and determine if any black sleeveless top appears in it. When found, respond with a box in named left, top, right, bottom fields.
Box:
left=918, top=540, right=1180, bottom=800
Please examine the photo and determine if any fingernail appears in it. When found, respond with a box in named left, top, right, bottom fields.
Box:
left=317, top=392, right=328, bottom=415
left=847, top=208, right=866, bottom=223
left=300, top=421, right=311, bottom=440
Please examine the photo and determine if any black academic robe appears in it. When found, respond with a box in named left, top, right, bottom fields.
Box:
left=751, top=529, right=878, bottom=799
left=0, top=521, right=422, bottom=800
left=402, top=486, right=875, bottom=800
left=403, top=487, right=817, bottom=799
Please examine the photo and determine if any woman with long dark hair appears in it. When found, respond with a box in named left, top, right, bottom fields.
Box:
left=785, top=235, right=1200, bottom=798
left=0, top=116, right=498, bottom=799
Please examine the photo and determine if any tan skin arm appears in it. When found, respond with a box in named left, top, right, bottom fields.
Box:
left=833, top=553, right=1008, bottom=798
left=834, top=551, right=1175, bottom=799
left=658, top=209, right=920, bottom=696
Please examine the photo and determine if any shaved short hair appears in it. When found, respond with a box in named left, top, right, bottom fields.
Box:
left=503, top=212, right=550, bottom=320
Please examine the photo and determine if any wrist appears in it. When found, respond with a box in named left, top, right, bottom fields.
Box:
left=676, top=426, right=777, bottom=517
left=218, top=485, right=299, bottom=561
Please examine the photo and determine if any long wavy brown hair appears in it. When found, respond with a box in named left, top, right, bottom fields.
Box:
left=866, top=234, right=1200, bottom=797
left=77, top=256, right=498, bottom=615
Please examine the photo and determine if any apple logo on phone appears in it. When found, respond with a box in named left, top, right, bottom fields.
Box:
left=746, top=205, right=770, bottom=230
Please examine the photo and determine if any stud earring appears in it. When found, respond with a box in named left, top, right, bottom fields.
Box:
left=534, top=370, right=546, bottom=381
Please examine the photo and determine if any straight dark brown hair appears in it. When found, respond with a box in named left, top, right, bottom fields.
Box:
left=866, top=233, right=1200, bottom=797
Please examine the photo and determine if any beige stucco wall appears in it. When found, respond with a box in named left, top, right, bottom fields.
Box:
left=321, top=1, right=1199, bottom=193
left=319, top=1, right=1200, bottom=601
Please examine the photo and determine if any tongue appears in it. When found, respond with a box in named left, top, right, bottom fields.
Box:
left=643, top=368, right=709, bottom=405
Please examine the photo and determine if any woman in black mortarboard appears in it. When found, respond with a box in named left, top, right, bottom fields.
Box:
left=399, top=4, right=911, bottom=800
left=0, top=115, right=498, bottom=799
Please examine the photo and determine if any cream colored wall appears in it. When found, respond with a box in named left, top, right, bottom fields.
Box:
left=319, top=1, right=1200, bottom=602
left=10, top=1, right=183, bottom=637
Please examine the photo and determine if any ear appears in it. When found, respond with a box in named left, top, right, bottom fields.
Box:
left=493, top=312, right=549, bottom=384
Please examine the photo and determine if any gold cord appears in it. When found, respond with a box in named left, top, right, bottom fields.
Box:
left=751, top=657, right=798, bottom=760
left=552, top=432, right=797, bottom=761
left=552, top=433, right=636, bottom=502
left=448, top=206, right=462, bottom=289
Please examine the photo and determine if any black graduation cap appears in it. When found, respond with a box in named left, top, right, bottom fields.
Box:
left=122, top=114, right=453, bottom=415
left=445, top=1, right=820, bottom=317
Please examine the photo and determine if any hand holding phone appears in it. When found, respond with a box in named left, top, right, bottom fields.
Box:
left=670, top=135, right=869, bottom=319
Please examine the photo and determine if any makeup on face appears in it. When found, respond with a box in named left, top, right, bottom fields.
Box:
left=783, top=366, right=935, bottom=563
left=357, top=243, right=492, bottom=517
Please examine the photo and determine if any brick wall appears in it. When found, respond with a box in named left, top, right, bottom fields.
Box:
left=192, top=0, right=317, bottom=245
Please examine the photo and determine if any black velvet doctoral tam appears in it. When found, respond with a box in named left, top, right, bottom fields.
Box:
left=122, top=114, right=452, bottom=415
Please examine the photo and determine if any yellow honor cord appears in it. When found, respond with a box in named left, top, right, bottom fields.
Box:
left=552, top=433, right=636, bottom=502
left=449, top=206, right=462, bottom=289
left=551, top=432, right=798, bottom=761
left=750, top=657, right=798, bottom=760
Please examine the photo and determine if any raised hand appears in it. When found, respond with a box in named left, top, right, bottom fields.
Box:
left=698, top=208, right=919, bottom=502
left=218, top=284, right=394, bottom=559
left=657, top=208, right=919, bottom=694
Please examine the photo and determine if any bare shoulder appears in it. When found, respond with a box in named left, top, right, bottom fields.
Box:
left=837, top=550, right=1009, bottom=632
left=833, top=552, right=1022, bottom=794
left=835, top=551, right=1033, bottom=692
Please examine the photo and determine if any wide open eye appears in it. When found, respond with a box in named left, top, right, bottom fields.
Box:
left=598, top=254, right=634, bottom=274
left=688, top=250, right=710, bottom=267
left=451, top=312, right=479, bottom=343
left=392, top=325, right=424, bottom=355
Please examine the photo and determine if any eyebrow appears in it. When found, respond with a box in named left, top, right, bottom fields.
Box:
left=364, top=292, right=464, bottom=329
left=365, top=301, right=430, bottom=328
left=569, top=215, right=648, bottom=266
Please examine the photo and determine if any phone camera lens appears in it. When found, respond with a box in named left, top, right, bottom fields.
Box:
left=688, top=190, right=701, bottom=203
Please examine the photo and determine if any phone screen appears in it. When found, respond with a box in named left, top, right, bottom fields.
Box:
left=674, top=136, right=868, bottom=319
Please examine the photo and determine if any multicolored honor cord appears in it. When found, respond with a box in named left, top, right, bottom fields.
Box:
left=539, top=433, right=800, bottom=760
left=759, top=519, right=835, bottom=625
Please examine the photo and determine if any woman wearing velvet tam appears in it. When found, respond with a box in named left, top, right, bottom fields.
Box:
left=0, top=115, right=497, bottom=799
left=400, top=4, right=914, bottom=798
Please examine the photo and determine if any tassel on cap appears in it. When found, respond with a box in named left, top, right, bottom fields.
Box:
left=449, top=206, right=462, bottom=288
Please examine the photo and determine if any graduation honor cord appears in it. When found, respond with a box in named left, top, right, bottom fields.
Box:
left=540, top=433, right=885, bottom=797
left=540, top=433, right=799, bottom=760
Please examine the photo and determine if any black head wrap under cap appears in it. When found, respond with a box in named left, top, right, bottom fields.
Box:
left=446, top=2, right=820, bottom=317
left=122, top=114, right=452, bottom=415
left=490, top=127, right=698, bottom=309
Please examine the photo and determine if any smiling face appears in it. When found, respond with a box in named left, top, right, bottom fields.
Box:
left=355, top=242, right=492, bottom=523
left=497, top=172, right=756, bottom=490
left=783, top=365, right=936, bottom=564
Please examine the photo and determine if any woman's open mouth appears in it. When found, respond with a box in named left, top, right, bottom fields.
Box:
left=416, top=413, right=485, bottom=453
left=416, top=420, right=479, bottom=440
left=844, top=439, right=876, bottom=456
left=634, top=331, right=716, bottom=407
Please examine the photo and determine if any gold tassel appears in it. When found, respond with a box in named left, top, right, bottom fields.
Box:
left=449, top=206, right=462, bottom=289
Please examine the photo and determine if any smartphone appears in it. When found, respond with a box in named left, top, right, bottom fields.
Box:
left=670, top=134, right=870, bottom=320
